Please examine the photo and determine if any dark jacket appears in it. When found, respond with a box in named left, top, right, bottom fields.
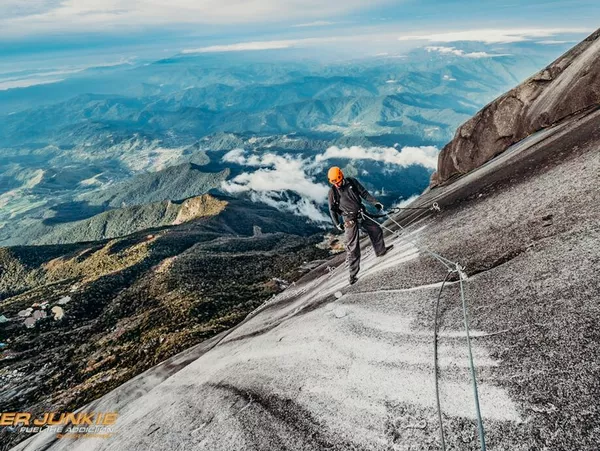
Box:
left=328, top=177, right=379, bottom=226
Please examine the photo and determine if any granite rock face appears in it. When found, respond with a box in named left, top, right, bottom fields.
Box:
left=10, top=105, right=600, bottom=451
left=433, top=28, right=600, bottom=185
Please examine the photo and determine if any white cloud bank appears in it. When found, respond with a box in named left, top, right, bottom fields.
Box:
left=222, top=149, right=329, bottom=198
left=536, top=40, right=579, bottom=45
left=183, top=40, right=298, bottom=53
left=249, top=192, right=330, bottom=223
left=425, top=46, right=510, bottom=58
left=399, top=28, right=591, bottom=44
left=0, top=77, right=64, bottom=91
left=0, top=58, right=134, bottom=90
left=316, top=145, right=439, bottom=169
left=221, top=145, right=438, bottom=222
left=393, top=194, right=419, bottom=209
left=0, top=0, right=388, bottom=37
left=292, top=20, right=336, bottom=28
left=182, top=26, right=590, bottom=54
left=222, top=149, right=330, bottom=222
left=182, top=36, right=345, bottom=54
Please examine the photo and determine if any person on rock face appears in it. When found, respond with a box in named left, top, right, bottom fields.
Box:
left=327, top=167, right=393, bottom=285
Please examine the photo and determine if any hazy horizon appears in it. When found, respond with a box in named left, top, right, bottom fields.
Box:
left=1, top=0, right=598, bottom=85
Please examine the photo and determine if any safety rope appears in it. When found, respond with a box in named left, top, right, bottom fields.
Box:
left=391, top=202, right=441, bottom=212
left=364, top=202, right=441, bottom=219
left=360, top=209, right=487, bottom=451
left=398, top=208, right=433, bottom=230
left=459, top=272, right=487, bottom=451
left=362, top=210, right=455, bottom=270
left=434, top=270, right=453, bottom=451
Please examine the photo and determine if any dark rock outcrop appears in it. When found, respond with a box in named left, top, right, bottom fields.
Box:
left=433, top=28, right=600, bottom=185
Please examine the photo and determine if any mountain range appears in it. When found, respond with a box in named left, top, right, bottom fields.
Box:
left=4, top=29, right=599, bottom=451
left=1, top=35, right=593, bottom=450
left=0, top=41, right=575, bottom=248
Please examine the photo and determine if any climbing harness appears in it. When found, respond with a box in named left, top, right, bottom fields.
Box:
left=361, top=208, right=487, bottom=451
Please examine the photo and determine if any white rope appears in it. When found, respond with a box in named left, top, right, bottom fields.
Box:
left=361, top=210, right=487, bottom=451
left=362, top=211, right=455, bottom=270
left=459, top=273, right=487, bottom=451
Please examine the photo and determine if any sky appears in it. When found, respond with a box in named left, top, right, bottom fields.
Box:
left=0, top=0, right=598, bottom=73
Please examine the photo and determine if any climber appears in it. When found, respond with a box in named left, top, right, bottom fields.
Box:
left=327, top=166, right=393, bottom=285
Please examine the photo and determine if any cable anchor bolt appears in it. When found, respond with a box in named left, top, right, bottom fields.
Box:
left=455, top=262, right=468, bottom=281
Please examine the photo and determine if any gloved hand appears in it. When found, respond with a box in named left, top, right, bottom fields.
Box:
left=335, top=223, right=344, bottom=232
left=375, top=202, right=384, bottom=211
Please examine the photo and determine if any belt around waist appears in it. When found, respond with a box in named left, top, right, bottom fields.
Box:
left=342, top=211, right=364, bottom=220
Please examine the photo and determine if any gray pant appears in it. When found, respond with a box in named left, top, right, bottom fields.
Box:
left=344, top=215, right=386, bottom=279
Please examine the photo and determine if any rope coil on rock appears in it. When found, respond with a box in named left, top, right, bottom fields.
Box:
left=360, top=208, right=487, bottom=451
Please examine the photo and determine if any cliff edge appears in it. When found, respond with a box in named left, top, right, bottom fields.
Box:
left=432, top=27, right=600, bottom=185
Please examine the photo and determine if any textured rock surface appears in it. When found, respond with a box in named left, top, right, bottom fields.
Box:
left=11, top=106, right=599, bottom=451
left=434, top=28, right=600, bottom=184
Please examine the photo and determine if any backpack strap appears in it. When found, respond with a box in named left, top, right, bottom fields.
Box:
left=332, top=186, right=341, bottom=210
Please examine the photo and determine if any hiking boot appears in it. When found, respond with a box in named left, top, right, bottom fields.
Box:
left=377, top=245, right=394, bottom=257
left=349, top=276, right=358, bottom=285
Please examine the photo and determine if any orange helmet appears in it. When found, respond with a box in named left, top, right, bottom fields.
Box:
left=328, top=166, right=344, bottom=185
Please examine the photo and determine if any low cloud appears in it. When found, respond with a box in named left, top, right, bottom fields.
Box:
left=182, top=35, right=354, bottom=54
left=426, top=46, right=466, bottom=56
left=393, top=194, right=419, bottom=209
left=249, top=192, right=330, bottom=223
left=0, top=77, right=64, bottom=90
left=316, top=145, right=439, bottom=169
left=0, top=58, right=134, bottom=91
left=222, top=148, right=253, bottom=165
left=536, top=40, right=578, bottom=45
left=292, top=20, right=336, bottom=28
left=222, top=149, right=329, bottom=202
left=399, top=28, right=591, bottom=44
left=183, top=40, right=297, bottom=53
left=425, top=46, right=510, bottom=58
left=464, top=51, right=505, bottom=58
left=0, top=0, right=388, bottom=38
